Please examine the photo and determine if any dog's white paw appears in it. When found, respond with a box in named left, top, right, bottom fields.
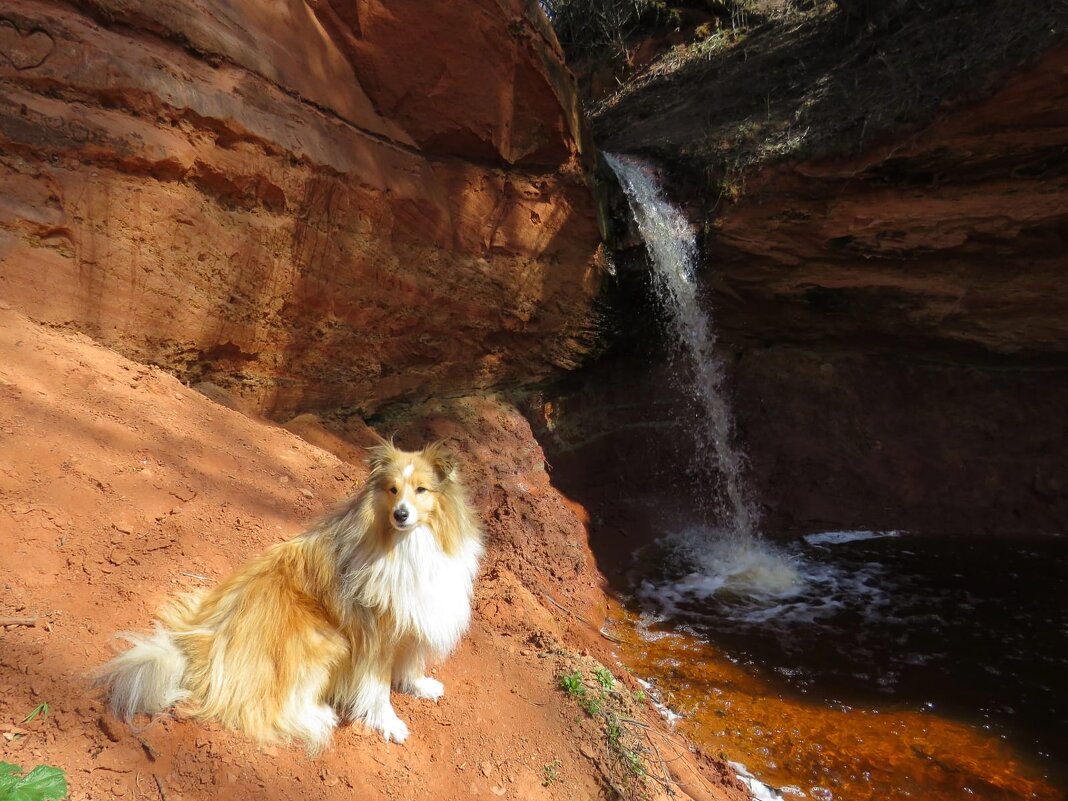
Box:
left=410, top=676, right=444, bottom=701
left=379, top=711, right=409, bottom=744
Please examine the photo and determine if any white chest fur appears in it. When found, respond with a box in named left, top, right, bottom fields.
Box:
left=352, top=526, right=482, bottom=659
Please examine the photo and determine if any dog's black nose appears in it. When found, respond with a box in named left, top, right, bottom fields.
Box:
left=393, top=507, right=409, bottom=523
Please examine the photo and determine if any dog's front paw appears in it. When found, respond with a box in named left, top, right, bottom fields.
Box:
left=410, top=676, right=444, bottom=701
left=379, top=711, right=409, bottom=744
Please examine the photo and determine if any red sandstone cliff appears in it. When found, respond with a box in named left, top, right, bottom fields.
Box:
left=0, top=0, right=605, bottom=416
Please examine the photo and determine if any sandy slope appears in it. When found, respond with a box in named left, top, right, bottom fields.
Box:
left=0, top=305, right=743, bottom=801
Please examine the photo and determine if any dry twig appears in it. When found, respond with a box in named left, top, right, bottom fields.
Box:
left=0, top=616, right=37, bottom=628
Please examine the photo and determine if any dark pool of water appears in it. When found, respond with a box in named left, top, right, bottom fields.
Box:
left=635, top=530, right=1068, bottom=793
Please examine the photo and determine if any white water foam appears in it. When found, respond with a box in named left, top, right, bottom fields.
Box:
left=639, top=526, right=891, bottom=629
left=643, top=526, right=802, bottom=602
left=634, top=677, right=683, bottom=726
left=729, top=761, right=791, bottom=801
left=803, top=530, right=902, bottom=547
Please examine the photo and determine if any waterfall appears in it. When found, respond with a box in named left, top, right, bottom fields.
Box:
left=605, top=152, right=758, bottom=537
left=605, top=152, right=800, bottom=602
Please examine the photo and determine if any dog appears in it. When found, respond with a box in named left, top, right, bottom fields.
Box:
left=93, top=441, right=483, bottom=749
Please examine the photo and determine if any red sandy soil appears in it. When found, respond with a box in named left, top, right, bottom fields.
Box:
left=0, top=304, right=744, bottom=801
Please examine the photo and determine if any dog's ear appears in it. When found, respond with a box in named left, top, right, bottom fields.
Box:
left=367, top=429, right=392, bottom=448
left=367, top=442, right=395, bottom=473
left=424, top=441, right=458, bottom=482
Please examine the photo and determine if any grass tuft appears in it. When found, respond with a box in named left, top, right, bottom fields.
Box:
left=20, top=704, right=49, bottom=726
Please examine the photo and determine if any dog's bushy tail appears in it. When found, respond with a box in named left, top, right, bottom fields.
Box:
left=93, top=594, right=200, bottom=720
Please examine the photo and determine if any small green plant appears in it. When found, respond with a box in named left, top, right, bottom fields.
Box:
left=606, top=717, right=623, bottom=744
left=0, top=762, right=68, bottom=801
left=694, top=21, right=715, bottom=38
left=603, top=708, right=646, bottom=777
left=633, top=689, right=646, bottom=702
left=594, top=667, right=615, bottom=691
left=559, top=670, right=585, bottom=697
left=580, top=694, right=603, bottom=716
left=21, top=704, right=48, bottom=725
left=541, top=758, right=561, bottom=787
left=557, top=664, right=652, bottom=795
left=622, top=747, right=646, bottom=777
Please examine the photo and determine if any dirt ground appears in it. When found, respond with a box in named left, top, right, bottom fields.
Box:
left=0, top=304, right=744, bottom=801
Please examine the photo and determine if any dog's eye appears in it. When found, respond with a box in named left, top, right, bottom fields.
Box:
left=389, top=487, right=398, bottom=495
left=416, top=487, right=427, bottom=494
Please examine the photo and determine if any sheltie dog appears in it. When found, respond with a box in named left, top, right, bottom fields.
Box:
left=93, top=441, right=483, bottom=748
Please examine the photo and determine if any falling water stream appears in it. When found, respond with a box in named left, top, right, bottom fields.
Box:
left=605, top=152, right=800, bottom=604
left=602, top=153, right=1067, bottom=801
left=605, top=152, right=758, bottom=539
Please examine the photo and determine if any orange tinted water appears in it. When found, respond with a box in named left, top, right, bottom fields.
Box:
left=608, top=603, right=1062, bottom=801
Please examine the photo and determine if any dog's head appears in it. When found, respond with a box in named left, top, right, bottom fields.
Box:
left=366, top=441, right=458, bottom=533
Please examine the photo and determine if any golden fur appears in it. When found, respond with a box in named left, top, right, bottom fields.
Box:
left=94, top=442, right=483, bottom=748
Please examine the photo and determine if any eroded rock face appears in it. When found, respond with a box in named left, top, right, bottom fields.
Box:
left=0, top=0, right=604, bottom=416
left=706, top=46, right=1068, bottom=359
